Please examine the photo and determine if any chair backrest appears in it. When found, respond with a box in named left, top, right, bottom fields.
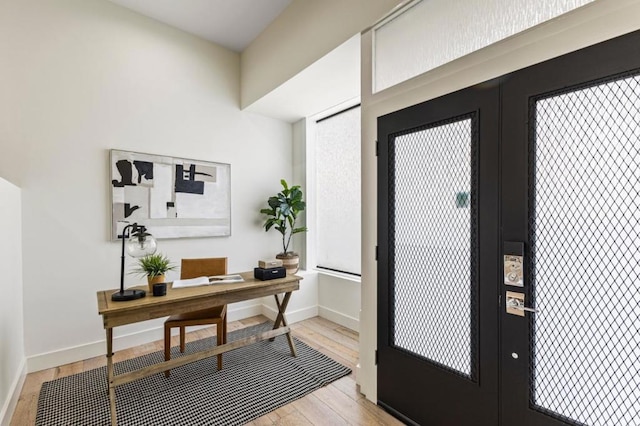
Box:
left=180, top=257, right=228, bottom=279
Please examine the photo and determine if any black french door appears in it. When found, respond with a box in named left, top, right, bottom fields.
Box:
left=378, top=30, right=640, bottom=425
left=501, top=29, right=640, bottom=426
left=377, top=82, right=500, bottom=425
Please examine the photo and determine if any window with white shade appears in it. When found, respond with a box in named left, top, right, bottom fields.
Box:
left=373, top=0, right=595, bottom=93
left=314, top=105, right=361, bottom=276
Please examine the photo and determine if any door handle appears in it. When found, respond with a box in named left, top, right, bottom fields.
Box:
left=505, top=291, right=538, bottom=316
left=506, top=297, right=538, bottom=313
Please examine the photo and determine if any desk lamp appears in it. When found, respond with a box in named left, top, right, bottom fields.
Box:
left=112, top=222, right=157, bottom=301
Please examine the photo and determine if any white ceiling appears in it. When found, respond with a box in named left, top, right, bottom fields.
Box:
left=108, top=0, right=292, bottom=52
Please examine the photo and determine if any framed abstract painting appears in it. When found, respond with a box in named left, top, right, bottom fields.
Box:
left=110, top=149, right=231, bottom=240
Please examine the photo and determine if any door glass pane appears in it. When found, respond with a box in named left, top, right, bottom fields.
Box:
left=531, top=72, right=640, bottom=425
left=373, top=0, right=594, bottom=93
left=391, top=115, right=477, bottom=379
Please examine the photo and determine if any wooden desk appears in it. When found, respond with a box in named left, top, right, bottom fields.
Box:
left=96, top=271, right=301, bottom=426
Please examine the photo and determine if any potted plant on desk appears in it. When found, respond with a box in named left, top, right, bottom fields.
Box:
left=132, top=253, right=176, bottom=292
left=260, top=179, right=307, bottom=274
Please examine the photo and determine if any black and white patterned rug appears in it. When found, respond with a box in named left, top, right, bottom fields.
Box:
left=36, top=322, right=351, bottom=425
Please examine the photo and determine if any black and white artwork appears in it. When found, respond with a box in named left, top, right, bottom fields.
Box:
left=110, top=149, right=231, bottom=240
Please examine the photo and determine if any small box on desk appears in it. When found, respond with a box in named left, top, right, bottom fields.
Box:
left=254, top=266, right=286, bottom=281
left=258, top=259, right=283, bottom=269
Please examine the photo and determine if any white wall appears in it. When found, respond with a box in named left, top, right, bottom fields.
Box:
left=262, top=270, right=319, bottom=324
left=240, top=0, right=399, bottom=109
left=0, top=0, right=293, bottom=371
left=359, top=0, right=640, bottom=403
left=291, top=117, right=308, bottom=265
left=318, top=273, right=360, bottom=332
left=244, top=34, right=361, bottom=123
left=0, top=178, right=25, bottom=426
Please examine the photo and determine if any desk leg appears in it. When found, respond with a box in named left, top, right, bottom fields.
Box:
left=106, top=328, right=118, bottom=426
left=272, top=292, right=297, bottom=357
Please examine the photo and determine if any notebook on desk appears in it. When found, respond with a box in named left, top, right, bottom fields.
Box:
left=172, top=274, right=244, bottom=288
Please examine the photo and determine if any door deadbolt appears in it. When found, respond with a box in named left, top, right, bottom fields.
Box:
left=504, top=241, right=524, bottom=287
left=504, top=255, right=523, bottom=287
left=506, top=291, right=539, bottom=317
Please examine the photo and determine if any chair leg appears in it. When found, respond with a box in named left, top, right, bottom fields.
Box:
left=164, top=325, right=171, bottom=378
left=180, top=326, right=186, bottom=353
left=223, top=316, right=227, bottom=344
left=217, top=322, right=223, bottom=370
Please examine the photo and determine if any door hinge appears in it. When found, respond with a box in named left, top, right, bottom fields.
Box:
left=375, top=140, right=379, bottom=156
left=375, top=245, right=379, bottom=261
left=375, top=349, right=378, bottom=365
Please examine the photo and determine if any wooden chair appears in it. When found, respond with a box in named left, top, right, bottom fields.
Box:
left=164, top=257, right=228, bottom=377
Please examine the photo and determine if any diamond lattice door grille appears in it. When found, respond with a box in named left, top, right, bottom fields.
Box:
left=530, top=72, right=640, bottom=426
left=390, top=114, right=478, bottom=380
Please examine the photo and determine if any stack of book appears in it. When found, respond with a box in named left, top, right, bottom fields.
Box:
left=254, top=259, right=286, bottom=281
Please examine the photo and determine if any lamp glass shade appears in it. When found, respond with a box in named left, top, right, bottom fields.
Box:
left=126, top=234, right=157, bottom=258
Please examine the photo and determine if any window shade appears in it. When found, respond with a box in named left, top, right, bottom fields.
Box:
left=315, top=106, right=361, bottom=275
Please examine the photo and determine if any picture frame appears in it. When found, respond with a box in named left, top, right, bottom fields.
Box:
left=110, top=149, right=231, bottom=240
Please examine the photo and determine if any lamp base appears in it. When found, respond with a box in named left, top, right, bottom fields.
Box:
left=111, top=289, right=146, bottom=301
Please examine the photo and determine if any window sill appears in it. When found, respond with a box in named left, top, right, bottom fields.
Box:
left=314, top=268, right=362, bottom=283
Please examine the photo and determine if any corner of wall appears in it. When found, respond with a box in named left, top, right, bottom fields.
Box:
left=0, top=359, right=26, bottom=426
left=359, top=26, right=378, bottom=404
left=292, top=119, right=308, bottom=268
left=0, top=177, right=25, bottom=424
left=317, top=273, right=360, bottom=332
left=261, top=269, right=319, bottom=324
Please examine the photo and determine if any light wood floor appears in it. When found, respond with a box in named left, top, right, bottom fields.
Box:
left=11, top=315, right=403, bottom=425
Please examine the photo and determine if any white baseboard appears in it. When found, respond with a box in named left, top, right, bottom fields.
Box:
left=261, top=304, right=318, bottom=324
left=27, top=328, right=162, bottom=373
left=0, top=358, right=26, bottom=426
left=226, top=303, right=263, bottom=322
left=27, top=303, right=264, bottom=373
left=25, top=303, right=351, bottom=373
left=318, top=306, right=359, bottom=332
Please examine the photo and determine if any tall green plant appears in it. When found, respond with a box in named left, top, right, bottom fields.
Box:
left=260, top=179, right=307, bottom=254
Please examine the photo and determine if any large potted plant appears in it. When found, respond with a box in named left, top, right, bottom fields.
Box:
left=131, top=253, right=176, bottom=292
left=260, top=179, right=307, bottom=274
